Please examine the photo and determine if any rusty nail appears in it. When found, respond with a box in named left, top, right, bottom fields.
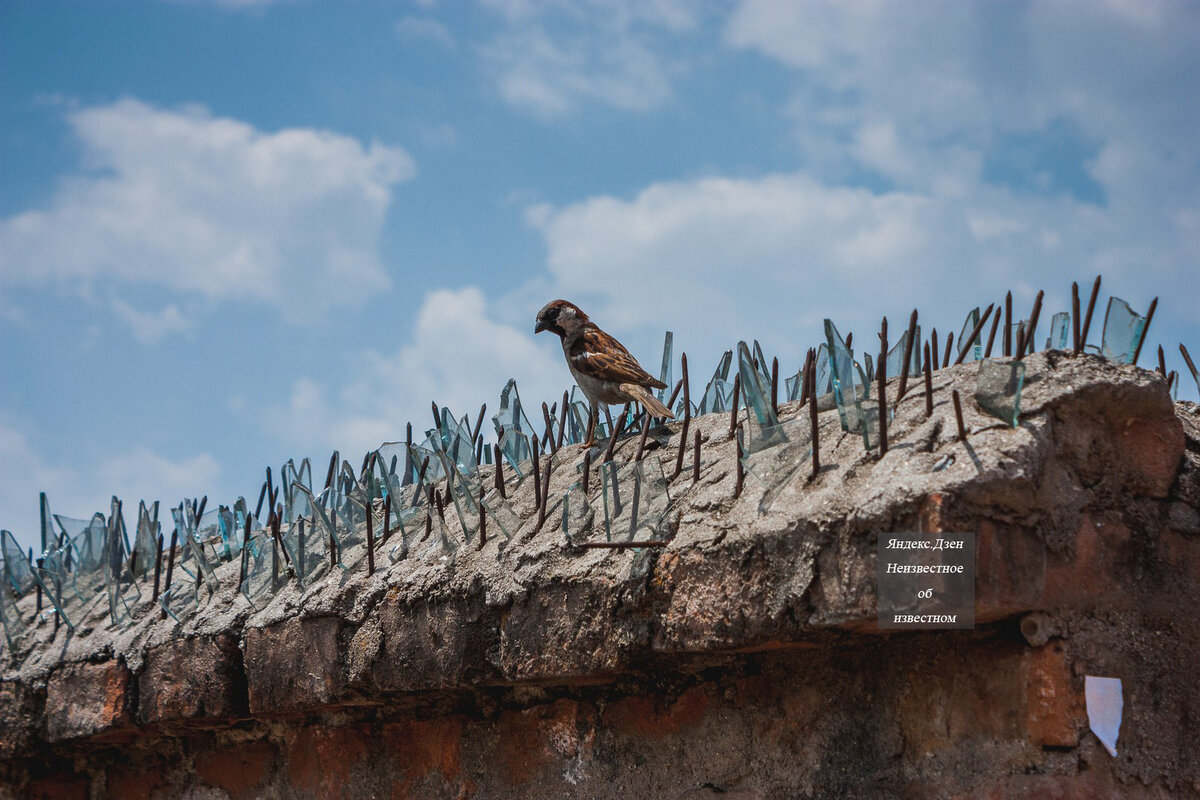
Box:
left=1025, top=290, right=1044, bottom=357
left=151, top=533, right=163, bottom=603
left=635, top=410, right=651, bottom=461
left=808, top=353, right=820, bottom=479
left=878, top=349, right=888, bottom=457
left=666, top=378, right=683, bottom=415
left=383, top=494, right=392, bottom=544
left=1004, top=291, right=1013, bottom=356
left=673, top=412, right=690, bottom=479
left=557, top=391, right=568, bottom=451
left=734, top=424, right=745, bottom=499
left=1158, top=345, right=1167, bottom=376
left=771, top=356, right=779, bottom=416
left=942, top=331, right=954, bottom=369
left=494, top=444, right=507, bottom=499
left=1080, top=275, right=1101, bottom=351
left=535, top=453, right=552, bottom=533
left=532, top=442, right=543, bottom=511
left=985, top=299, right=1002, bottom=358
left=681, top=352, right=691, bottom=414
left=574, top=540, right=668, bottom=549
left=255, top=481, right=267, bottom=520
left=954, top=303, right=994, bottom=366
left=478, top=493, right=487, bottom=550
left=472, top=403, right=487, bottom=444
left=1072, top=281, right=1082, bottom=355
left=728, top=372, right=741, bottom=437
left=403, top=422, right=413, bottom=485
left=931, top=328, right=940, bottom=370
left=952, top=389, right=967, bottom=441
left=582, top=449, right=591, bottom=495
left=923, top=342, right=934, bottom=418
left=897, top=309, right=918, bottom=402
left=1015, top=323, right=1027, bottom=362
left=422, top=509, right=432, bottom=542
left=365, top=501, right=375, bottom=576
left=692, top=429, right=701, bottom=483
left=1180, top=343, right=1198, bottom=380
left=1132, top=297, right=1157, bottom=366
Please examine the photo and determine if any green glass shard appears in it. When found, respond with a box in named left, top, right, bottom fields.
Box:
left=600, top=458, right=670, bottom=542
left=172, top=501, right=220, bottom=593
left=814, top=344, right=833, bottom=396
left=283, top=458, right=314, bottom=524
left=698, top=350, right=733, bottom=415
left=738, top=415, right=812, bottom=510
left=240, top=530, right=285, bottom=610
left=864, top=353, right=875, bottom=385
left=975, top=359, right=1026, bottom=427
left=1101, top=297, right=1146, bottom=364
left=131, top=501, right=160, bottom=581
left=657, top=331, right=674, bottom=403
left=1, top=529, right=35, bottom=597
left=40, top=492, right=55, bottom=554
left=0, top=562, right=26, bottom=649
left=32, top=545, right=75, bottom=630
left=957, top=308, right=981, bottom=363
left=561, top=485, right=595, bottom=544
left=824, top=320, right=869, bottom=433
left=160, top=580, right=199, bottom=623
left=1046, top=312, right=1070, bottom=351
left=737, top=341, right=779, bottom=428
left=886, top=325, right=922, bottom=380
left=752, top=340, right=771, bottom=386
left=498, top=427, right=532, bottom=478
left=101, top=500, right=136, bottom=627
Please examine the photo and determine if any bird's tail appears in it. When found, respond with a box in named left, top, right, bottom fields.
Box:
left=626, top=384, right=675, bottom=419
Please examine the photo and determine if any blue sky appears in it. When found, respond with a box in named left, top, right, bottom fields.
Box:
left=2, top=0, right=1198, bottom=553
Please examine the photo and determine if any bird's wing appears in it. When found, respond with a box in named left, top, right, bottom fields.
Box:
left=569, top=325, right=668, bottom=389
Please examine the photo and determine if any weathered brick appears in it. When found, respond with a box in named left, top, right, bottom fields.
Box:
left=243, top=616, right=344, bottom=713
left=138, top=633, right=246, bottom=723
left=195, top=740, right=276, bottom=799
left=45, top=660, right=131, bottom=742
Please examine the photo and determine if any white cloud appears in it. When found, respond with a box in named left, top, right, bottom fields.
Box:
left=479, top=0, right=702, bottom=116
left=265, top=286, right=566, bottom=458
left=0, top=98, right=415, bottom=320
left=526, top=166, right=1197, bottom=375
left=110, top=298, right=195, bottom=344
left=0, top=417, right=220, bottom=555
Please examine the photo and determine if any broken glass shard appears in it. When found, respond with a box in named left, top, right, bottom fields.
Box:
left=698, top=350, right=733, bottom=415
left=864, top=353, right=875, bottom=385
left=886, top=325, right=922, bottom=380
left=1, top=529, right=35, bottom=597
left=601, top=458, right=670, bottom=542
left=824, top=320, right=869, bottom=433
left=0, top=565, right=26, bottom=648
left=738, top=341, right=779, bottom=428
left=657, top=331, right=674, bottom=402
left=1046, top=311, right=1070, bottom=351
left=957, top=308, right=981, bottom=363
left=975, top=359, right=1026, bottom=427
left=738, top=416, right=811, bottom=510
left=752, top=340, right=771, bottom=386
left=813, top=344, right=834, bottom=397
left=160, top=580, right=199, bottom=623
left=498, top=427, right=532, bottom=479
left=104, top=506, right=140, bottom=628
left=1101, top=297, right=1146, bottom=364
left=561, top=485, right=595, bottom=544
left=172, top=501, right=220, bottom=594
left=132, top=501, right=160, bottom=581
left=40, top=492, right=55, bottom=554
left=240, top=530, right=285, bottom=610
left=32, top=545, right=76, bottom=630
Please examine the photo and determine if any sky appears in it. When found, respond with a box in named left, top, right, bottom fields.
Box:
left=2, top=0, right=1198, bottom=553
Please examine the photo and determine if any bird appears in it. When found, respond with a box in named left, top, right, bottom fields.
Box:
left=535, top=299, right=673, bottom=447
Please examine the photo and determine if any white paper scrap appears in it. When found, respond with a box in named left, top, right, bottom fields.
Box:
left=1085, top=676, right=1123, bottom=757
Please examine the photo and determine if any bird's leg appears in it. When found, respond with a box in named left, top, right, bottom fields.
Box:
left=582, top=404, right=597, bottom=448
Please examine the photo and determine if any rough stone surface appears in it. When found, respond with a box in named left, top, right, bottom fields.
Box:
left=0, top=354, right=1197, bottom=798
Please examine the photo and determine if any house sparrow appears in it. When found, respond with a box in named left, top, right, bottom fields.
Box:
left=535, top=299, right=673, bottom=446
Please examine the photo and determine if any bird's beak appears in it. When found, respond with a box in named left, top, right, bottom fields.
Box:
left=534, top=320, right=547, bottom=334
